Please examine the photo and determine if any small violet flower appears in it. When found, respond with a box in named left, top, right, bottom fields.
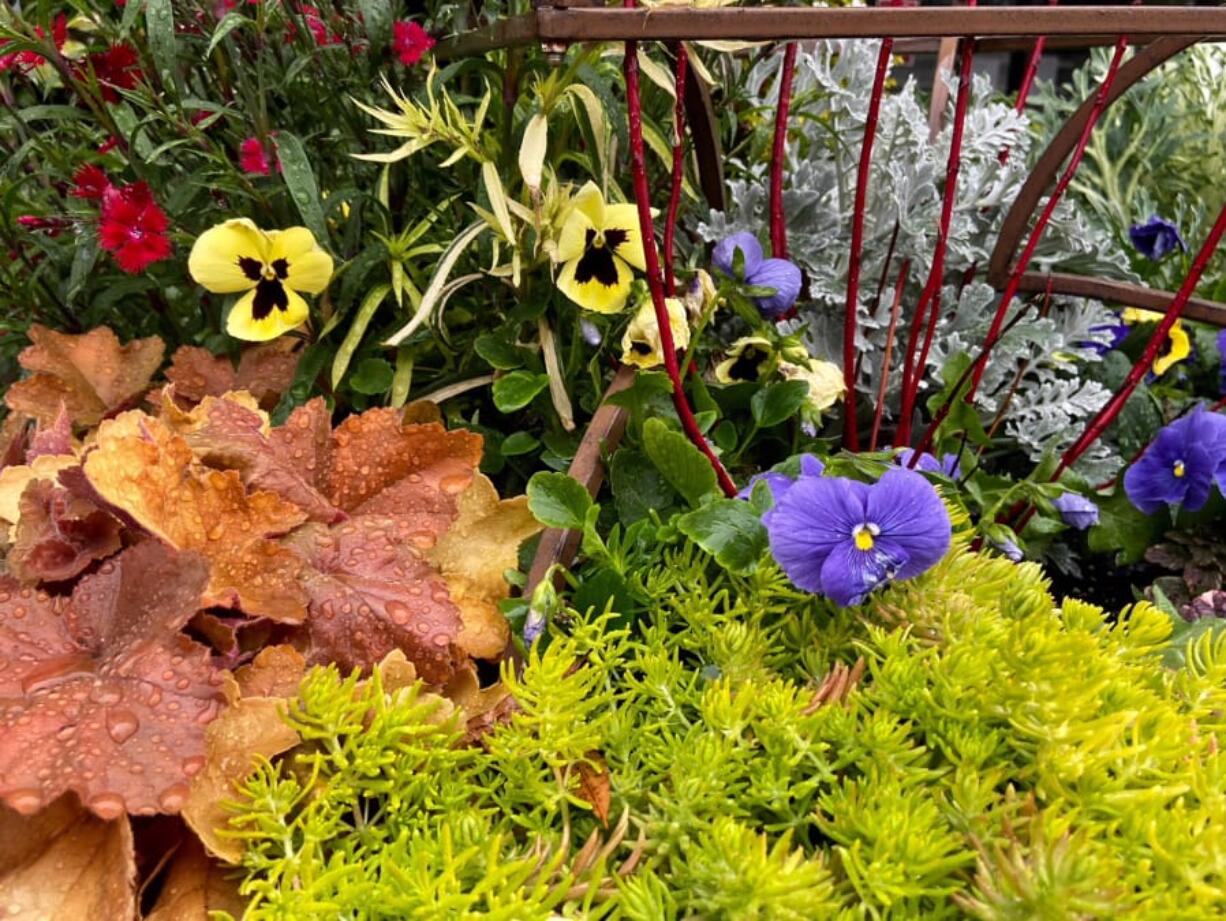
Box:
left=764, top=467, right=951, bottom=607
left=1129, top=216, right=1186, bottom=262
left=992, top=538, right=1024, bottom=563
left=737, top=454, right=824, bottom=502
left=896, top=447, right=962, bottom=479
left=1218, top=329, right=1226, bottom=395
left=711, top=232, right=802, bottom=320
left=1052, top=492, right=1099, bottom=530
left=1123, top=407, right=1226, bottom=514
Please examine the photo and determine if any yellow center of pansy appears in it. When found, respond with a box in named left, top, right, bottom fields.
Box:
left=1174, top=460, right=1186, bottom=479
left=853, top=523, right=878, bottom=551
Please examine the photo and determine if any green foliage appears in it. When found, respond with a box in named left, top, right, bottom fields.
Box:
left=232, top=535, right=1226, bottom=918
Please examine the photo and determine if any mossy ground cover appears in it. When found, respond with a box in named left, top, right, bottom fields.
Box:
left=230, top=534, right=1226, bottom=919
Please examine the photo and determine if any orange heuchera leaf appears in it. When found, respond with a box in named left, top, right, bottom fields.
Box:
left=160, top=391, right=340, bottom=523
left=284, top=516, right=464, bottom=682
left=5, top=325, right=163, bottom=427
left=143, top=836, right=246, bottom=920
left=0, top=795, right=136, bottom=921
left=25, top=404, right=73, bottom=460
left=82, top=411, right=309, bottom=622
left=0, top=413, right=29, bottom=472
left=165, top=342, right=300, bottom=409
left=0, top=543, right=223, bottom=819
left=0, top=454, right=78, bottom=526
left=8, top=480, right=122, bottom=584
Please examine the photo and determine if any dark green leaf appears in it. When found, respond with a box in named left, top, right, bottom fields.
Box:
left=676, top=499, right=769, bottom=575
left=642, top=418, right=717, bottom=508
left=751, top=380, right=810, bottom=428
left=145, top=0, right=179, bottom=89
left=348, top=357, right=394, bottom=395
left=527, top=472, right=593, bottom=530
left=501, top=432, right=540, bottom=456
left=475, top=333, right=528, bottom=370
left=493, top=371, right=549, bottom=412
left=275, top=132, right=331, bottom=248
left=610, top=449, right=676, bottom=524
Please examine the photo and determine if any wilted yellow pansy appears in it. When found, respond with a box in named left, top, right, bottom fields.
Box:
left=555, top=182, right=646, bottom=314
left=620, top=297, right=689, bottom=369
left=780, top=356, right=845, bottom=415
left=1121, top=307, right=1191, bottom=377
left=188, top=219, right=333, bottom=342
left=714, top=336, right=773, bottom=384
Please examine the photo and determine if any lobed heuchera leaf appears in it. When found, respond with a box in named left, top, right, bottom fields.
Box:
left=25, top=405, right=73, bottom=461
left=0, top=795, right=136, bottom=921
left=0, top=543, right=223, bottom=819
left=0, top=414, right=29, bottom=472
left=8, top=480, right=122, bottom=584
left=159, top=390, right=340, bottom=523
left=143, top=836, right=246, bottom=920
left=164, top=342, right=301, bottom=409
left=5, top=325, right=163, bottom=427
left=82, top=411, right=310, bottom=622
left=0, top=454, right=79, bottom=526
left=284, top=516, right=464, bottom=681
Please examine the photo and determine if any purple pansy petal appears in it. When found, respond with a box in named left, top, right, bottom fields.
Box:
left=799, top=454, right=825, bottom=478
left=818, top=539, right=909, bottom=608
left=992, top=539, right=1024, bottom=563
left=748, top=258, right=802, bottom=319
left=1179, top=442, right=1219, bottom=512
left=1052, top=493, right=1099, bottom=530
left=737, top=471, right=795, bottom=502
left=897, top=448, right=961, bottom=479
left=764, top=476, right=869, bottom=593
left=1082, top=314, right=1129, bottom=355
left=1218, top=329, right=1226, bottom=395
left=711, top=232, right=763, bottom=280
left=863, top=468, right=952, bottom=580
left=1123, top=407, right=1226, bottom=514
left=1129, top=216, right=1186, bottom=261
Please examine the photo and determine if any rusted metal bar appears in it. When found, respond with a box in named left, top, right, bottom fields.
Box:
left=525, top=364, right=636, bottom=593
left=1016, top=272, right=1226, bottom=329
left=535, top=6, right=1226, bottom=43
left=682, top=51, right=726, bottom=211
left=433, top=13, right=539, bottom=58
left=988, top=35, right=1200, bottom=285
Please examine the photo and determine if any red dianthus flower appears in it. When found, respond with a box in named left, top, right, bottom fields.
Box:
left=391, top=21, right=434, bottom=66
left=96, top=182, right=173, bottom=274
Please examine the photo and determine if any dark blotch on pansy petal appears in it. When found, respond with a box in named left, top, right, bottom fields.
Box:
left=1129, top=216, right=1186, bottom=261
left=252, top=278, right=289, bottom=320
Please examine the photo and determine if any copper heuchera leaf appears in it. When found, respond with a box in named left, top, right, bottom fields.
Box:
left=5, top=325, right=163, bottom=427
left=25, top=405, right=73, bottom=461
left=0, top=542, right=224, bottom=819
left=8, top=480, right=122, bottom=584
left=0, top=795, right=136, bottom=921
left=284, top=516, right=464, bottom=682
left=165, top=342, right=300, bottom=409
left=143, top=836, right=246, bottom=920
left=82, top=411, right=309, bottom=622
left=160, top=391, right=340, bottom=523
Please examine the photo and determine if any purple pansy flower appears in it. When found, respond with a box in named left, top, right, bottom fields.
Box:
left=896, top=447, right=962, bottom=479
left=1081, top=312, right=1130, bottom=355
left=992, top=538, right=1024, bottom=563
left=1129, top=216, right=1187, bottom=262
left=763, top=467, right=951, bottom=606
left=1218, top=329, right=1226, bottom=394
left=737, top=454, right=824, bottom=502
left=711, top=232, right=802, bottom=319
left=1123, top=407, right=1226, bottom=514
left=1052, top=492, right=1099, bottom=530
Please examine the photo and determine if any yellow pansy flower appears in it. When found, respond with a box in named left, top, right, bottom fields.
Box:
left=188, top=219, right=333, bottom=342
left=1121, top=307, right=1191, bottom=377
left=620, top=297, right=689, bottom=369
left=714, top=336, right=773, bottom=383
left=555, top=182, right=646, bottom=314
left=779, top=356, right=845, bottom=415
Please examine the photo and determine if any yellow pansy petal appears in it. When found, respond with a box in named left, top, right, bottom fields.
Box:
left=556, top=204, right=594, bottom=265
left=226, top=286, right=309, bottom=342
left=1152, top=322, right=1190, bottom=377
left=267, top=226, right=320, bottom=262
left=620, top=297, right=688, bottom=369
left=188, top=219, right=267, bottom=294
left=557, top=255, right=634, bottom=315
left=569, top=181, right=606, bottom=227
left=603, top=203, right=647, bottom=272
left=1121, top=307, right=1164, bottom=325
left=284, top=248, right=334, bottom=295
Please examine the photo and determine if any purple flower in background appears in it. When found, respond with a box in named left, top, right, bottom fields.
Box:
left=1052, top=492, right=1099, bottom=530
left=1129, top=216, right=1187, bottom=261
left=763, top=468, right=951, bottom=606
left=738, top=454, right=824, bottom=502
left=711, top=232, right=802, bottom=319
left=1081, top=312, right=1130, bottom=355
left=896, top=447, right=962, bottom=479
left=1218, top=329, right=1226, bottom=394
left=992, top=538, right=1024, bottom=563
left=1123, top=407, right=1226, bottom=514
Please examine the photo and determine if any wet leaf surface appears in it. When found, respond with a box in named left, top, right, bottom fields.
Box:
left=165, top=342, right=300, bottom=409
left=8, top=480, right=123, bottom=584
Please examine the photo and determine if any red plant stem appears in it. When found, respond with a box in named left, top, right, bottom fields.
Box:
left=870, top=258, right=911, bottom=452
left=1053, top=200, right=1226, bottom=480
left=662, top=43, right=688, bottom=297
left=968, top=36, right=1129, bottom=399
left=623, top=37, right=738, bottom=499
left=769, top=42, right=797, bottom=259
left=999, top=0, right=1057, bottom=164
left=842, top=37, right=894, bottom=452
left=894, top=33, right=976, bottom=446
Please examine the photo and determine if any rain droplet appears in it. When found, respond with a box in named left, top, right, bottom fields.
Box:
left=6, top=789, right=43, bottom=814
left=182, top=755, right=206, bottom=777
left=158, top=783, right=189, bottom=812
left=105, top=709, right=140, bottom=745
left=87, top=793, right=126, bottom=820
left=387, top=602, right=411, bottom=626
left=89, top=683, right=122, bottom=706
left=439, top=473, right=471, bottom=495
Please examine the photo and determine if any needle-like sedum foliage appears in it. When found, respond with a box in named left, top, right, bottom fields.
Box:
left=228, top=537, right=1226, bottom=919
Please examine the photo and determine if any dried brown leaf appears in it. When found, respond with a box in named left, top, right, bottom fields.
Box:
left=574, top=754, right=611, bottom=827
left=165, top=342, right=300, bottom=409
left=0, top=413, right=30, bottom=473
left=285, top=516, right=464, bottom=682
left=143, top=835, right=246, bottom=921
left=0, top=543, right=223, bottom=818
left=82, top=412, right=309, bottom=621
left=232, top=645, right=306, bottom=700
left=8, top=480, right=122, bottom=584
left=0, top=796, right=136, bottom=921
left=5, top=325, right=163, bottom=426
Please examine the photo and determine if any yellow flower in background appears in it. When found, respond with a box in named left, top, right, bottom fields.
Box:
left=1121, top=307, right=1191, bottom=377
left=621, top=297, right=689, bottom=369
left=189, top=219, right=333, bottom=342
left=780, top=356, right=845, bottom=415
left=555, top=182, right=646, bottom=314
left=714, top=336, right=773, bottom=383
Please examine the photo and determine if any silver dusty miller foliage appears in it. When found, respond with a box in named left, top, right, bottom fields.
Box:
left=698, top=41, right=1136, bottom=477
